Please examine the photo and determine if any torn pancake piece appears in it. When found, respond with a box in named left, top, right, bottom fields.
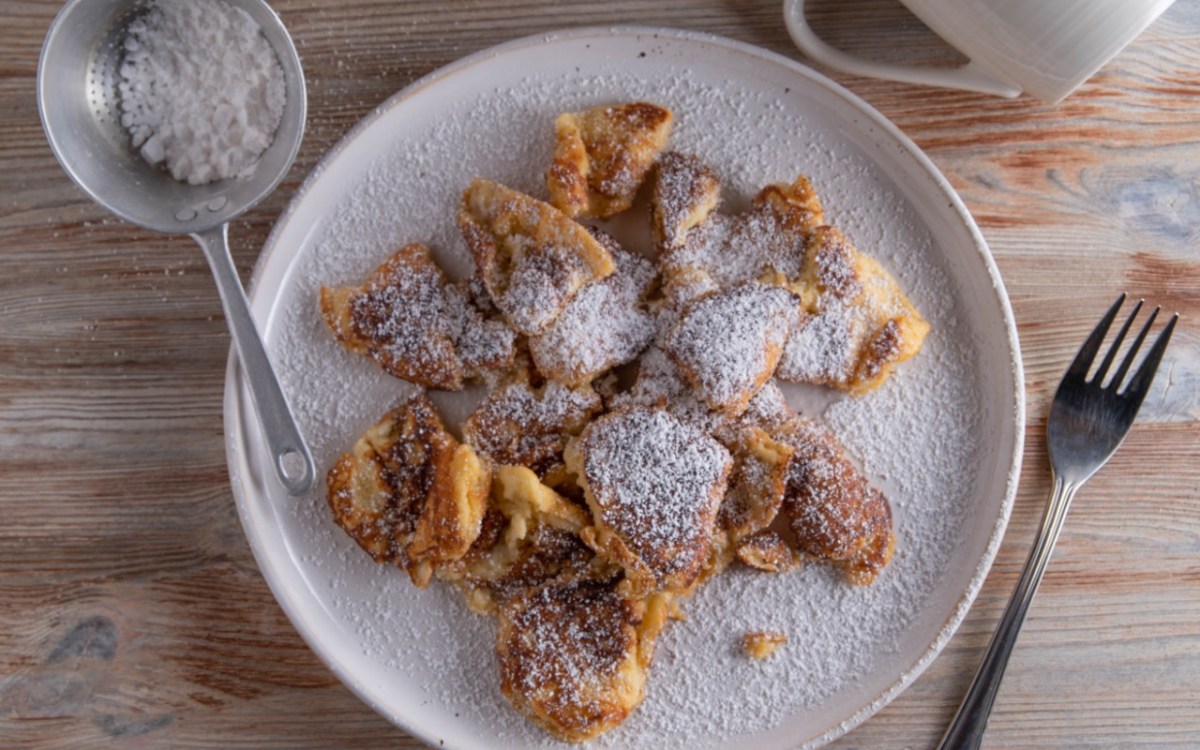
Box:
left=659, top=174, right=825, bottom=291
left=735, top=531, right=797, bottom=573
left=607, top=345, right=729, bottom=437
left=444, top=464, right=602, bottom=614
left=774, top=417, right=895, bottom=584
left=326, top=393, right=491, bottom=587
left=321, top=243, right=514, bottom=389
left=446, top=283, right=518, bottom=381
left=651, top=151, right=722, bottom=253
left=717, top=426, right=794, bottom=547
left=529, top=230, right=657, bottom=386
left=726, top=379, right=795, bottom=440
left=741, top=631, right=788, bottom=660
left=664, top=281, right=802, bottom=415
left=496, top=576, right=671, bottom=742
left=459, top=178, right=616, bottom=335
left=566, top=407, right=733, bottom=596
left=777, top=226, right=929, bottom=395
left=463, top=380, right=603, bottom=477
left=547, top=102, right=674, bottom=219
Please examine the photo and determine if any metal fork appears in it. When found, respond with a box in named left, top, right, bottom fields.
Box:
left=937, top=293, right=1178, bottom=750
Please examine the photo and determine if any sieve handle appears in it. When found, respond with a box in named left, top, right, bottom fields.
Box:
left=192, top=224, right=316, bottom=497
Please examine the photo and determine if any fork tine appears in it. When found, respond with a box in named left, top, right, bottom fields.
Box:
left=1066, top=293, right=1126, bottom=381
left=1093, top=298, right=1143, bottom=385
left=1109, top=306, right=1160, bottom=391
left=1120, top=312, right=1178, bottom=400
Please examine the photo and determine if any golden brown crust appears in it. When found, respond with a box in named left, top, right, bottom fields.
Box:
left=801, top=225, right=860, bottom=303
left=547, top=115, right=591, bottom=218
left=496, top=578, right=668, bottom=742
left=735, top=531, right=798, bottom=573
left=711, top=380, right=796, bottom=449
left=658, top=171, right=825, bottom=293
left=566, top=407, right=733, bottom=597
left=753, top=175, right=825, bottom=238
left=326, top=451, right=398, bottom=562
left=459, top=179, right=616, bottom=335
left=718, top=426, right=793, bottom=544
left=774, top=417, right=895, bottom=584
left=547, top=103, right=674, bottom=219
left=326, top=393, right=489, bottom=586
left=778, top=226, right=930, bottom=395
left=462, top=381, right=603, bottom=477
left=849, top=271, right=930, bottom=394
left=443, top=464, right=601, bottom=613
left=528, top=230, right=657, bottom=387
left=741, top=631, right=788, bottom=660
left=406, top=443, right=493, bottom=586
left=319, top=243, right=465, bottom=389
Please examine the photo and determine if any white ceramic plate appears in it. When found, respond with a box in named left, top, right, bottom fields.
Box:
left=224, top=27, right=1024, bottom=750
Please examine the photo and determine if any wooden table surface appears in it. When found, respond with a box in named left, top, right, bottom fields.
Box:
left=2, top=1, right=1198, bottom=748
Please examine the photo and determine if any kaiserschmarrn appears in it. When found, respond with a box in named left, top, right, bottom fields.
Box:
left=318, top=101, right=928, bottom=742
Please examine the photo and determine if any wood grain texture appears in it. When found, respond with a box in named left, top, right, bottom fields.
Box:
left=1, top=0, right=1197, bottom=748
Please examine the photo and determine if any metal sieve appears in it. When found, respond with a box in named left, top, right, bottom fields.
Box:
left=38, top=0, right=314, bottom=495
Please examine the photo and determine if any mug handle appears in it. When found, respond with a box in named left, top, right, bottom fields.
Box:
left=783, top=0, right=1023, bottom=97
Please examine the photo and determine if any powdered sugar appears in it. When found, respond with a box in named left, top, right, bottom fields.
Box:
left=664, top=282, right=801, bottom=413
left=740, top=380, right=794, bottom=433
left=346, top=246, right=461, bottom=386
left=612, top=347, right=731, bottom=437
left=461, top=179, right=613, bottom=335
left=778, top=230, right=927, bottom=390
left=248, top=30, right=1014, bottom=750
left=463, top=381, right=602, bottom=474
left=118, top=0, right=285, bottom=185
left=652, top=151, right=721, bottom=250
left=442, top=283, right=518, bottom=379
left=574, top=407, right=732, bottom=585
left=529, top=238, right=657, bottom=385
left=660, top=190, right=816, bottom=289
left=325, top=243, right=516, bottom=389
left=779, top=303, right=859, bottom=383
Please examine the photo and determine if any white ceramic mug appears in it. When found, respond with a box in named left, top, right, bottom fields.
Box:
left=783, top=0, right=1177, bottom=102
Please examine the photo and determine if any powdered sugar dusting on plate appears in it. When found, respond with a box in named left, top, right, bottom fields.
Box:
left=257, top=33, right=999, bottom=750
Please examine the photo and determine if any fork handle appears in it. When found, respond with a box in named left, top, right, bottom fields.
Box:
left=936, top=472, right=1080, bottom=750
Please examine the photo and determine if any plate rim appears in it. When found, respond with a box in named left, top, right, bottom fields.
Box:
left=223, top=24, right=1026, bottom=750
